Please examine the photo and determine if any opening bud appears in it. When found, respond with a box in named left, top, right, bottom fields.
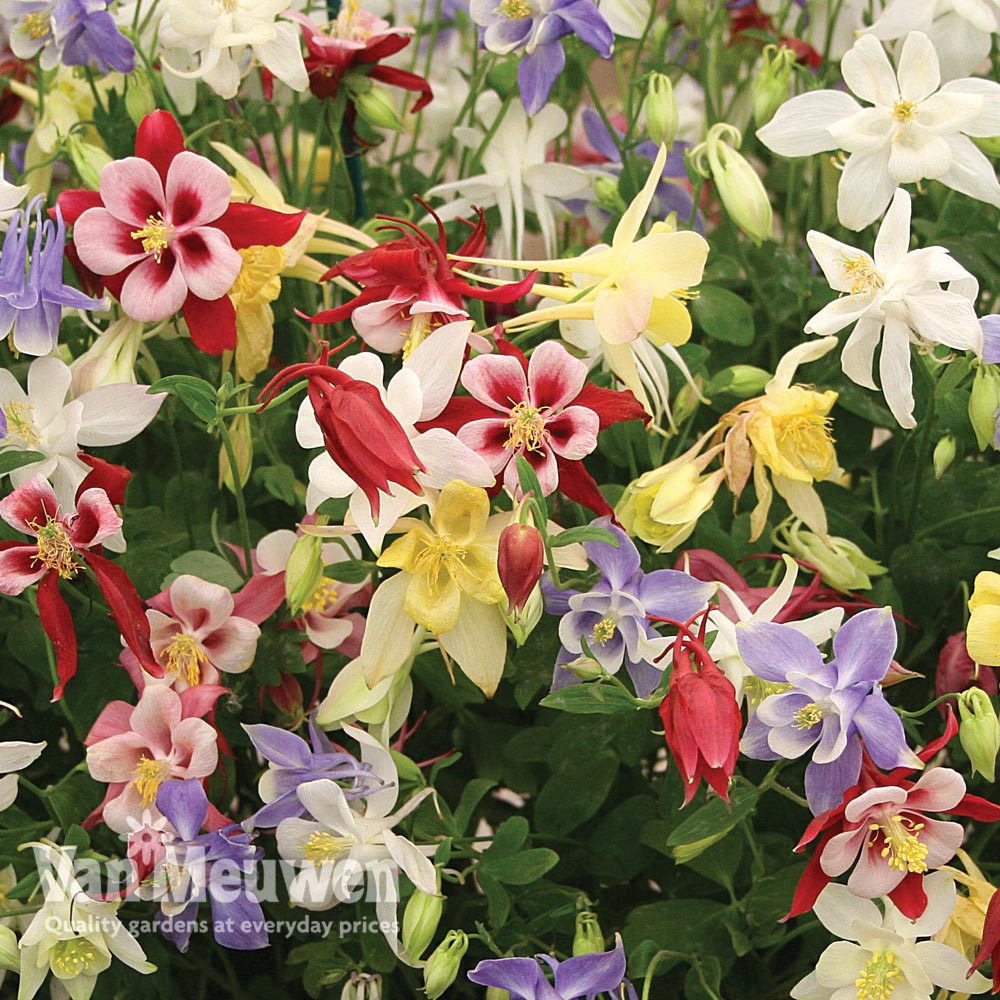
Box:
left=958, top=688, right=1000, bottom=782
left=644, top=73, right=678, bottom=148
left=124, top=71, right=157, bottom=128
left=498, top=522, right=545, bottom=617
left=402, top=877, right=444, bottom=963
left=341, top=972, right=382, bottom=1000
left=353, top=83, right=405, bottom=132
left=752, top=45, right=796, bottom=127
left=485, top=990, right=510, bottom=1000
left=969, top=364, right=1000, bottom=451
left=705, top=365, right=771, bottom=399
left=933, top=435, right=957, bottom=479
left=773, top=519, right=886, bottom=592
left=64, top=134, right=113, bottom=191
left=423, top=929, right=468, bottom=999
left=285, top=533, right=325, bottom=615
left=573, top=911, right=605, bottom=956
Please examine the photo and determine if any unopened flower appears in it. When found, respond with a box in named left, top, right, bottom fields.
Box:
left=423, top=929, right=468, bottom=998
left=498, top=522, right=545, bottom=616
left=773, top=518, right=887, bottom=593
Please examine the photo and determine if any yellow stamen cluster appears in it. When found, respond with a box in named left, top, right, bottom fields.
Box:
left=300, top=578, right=340, bottom=615
left=20, top=11, right=50, bottom=39
left=413, top=536, right=468, bottom=591
left=891, top=101, right=917, bottom=123
left=214, top=0, right=239, bottom=11
left=164, top=633, right=209, bottom=687
left=855, top=950, right=903, bottom=1000
left=498, top=0, right=531, bottom=16
left=505, top=402, right=547, bottom=452
left=776, top=412, right=836, bottom=456
left=29, top=517, right=79, bottom=579
left=133, top=756, right=171, bottom=807
left=841, top=256, right=885, bottom=297
left=130, top=213, right=174, bottom=263
left=591, top=617, right=617, bottom=645
left=52, top=938, right=98, bottom=977
left=303, top=831, right=352, bottom=865
left=870, top=814, right=928, bottom=874
left=333, top=0, right=371, bottom=40
left=3, top=401, right=41, bottom=447
left=792, top=702, right=824, bottom=730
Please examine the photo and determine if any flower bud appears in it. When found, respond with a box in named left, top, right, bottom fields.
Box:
left=125, top=71, right=157, bottom=128
left=594, top=175, right=627, bottom=214
left=705, top=365, right=771, bottom=399
left=562, top=655, right=605, bottom=681
left=502, top=585, right=543, bottom=647
left=752, top=45, right=796, bottom=127
left=285, top=533, right=325, bottom=615
left=402, top=880, right=444, bottom=963
left=219, top=412, right=253, bottom=492
left=341, top=972, right=382, bottom=1000
left=573, top=911, right=604, bottom=956
left=937, top=632, right=998, bottom=703
left=0, top=925, right=18, bottom=972
left=264, top=672, right=304, bottom=719
left=933, top=435, right=957, bottom=479
left=969, top=364, right=1000, bottom=451
left=644, top=73, right=678, bottom=148
left=498, top=523, right=545, bottom=617
left=773, top=519, right=886, bottom=592
left=353, top=84, right=404, bottom=132
left=423, top=929, right=468, bottom=999
left=485, top=990, right=510, bottom=1000
left=958, top=688, right=1000, bottom=782
left=64, top=134, right=114, bottom=191
left=69, top=317, right=142, bottom=396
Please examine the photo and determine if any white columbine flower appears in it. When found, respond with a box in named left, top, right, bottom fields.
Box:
left=758, top=31, right=1000, bottom=231
left=759, top=0, right=872, bottom=61
left=805, top=187, right=981, bottom=428
left=790, top=872, right=991, bottom=1000
left=0, top=730, right=45, bottom=812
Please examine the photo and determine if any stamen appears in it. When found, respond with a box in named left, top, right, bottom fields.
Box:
left=28, top=516, right=79, bottom=579
left=20, top=11, right=50, bottom=39
left=855, top=950, right=903, bottom=1000
left=51, top=938, right=99, bottom=977
left=130, top=213, right=175, bottom=263
left=133, top=756, right=171, bottom=807
left=498, top=0, right=531, bottom=16
left=300, top=578, right=340, bottom=614
left=3, top=401, right=41, bottom=447
left=505, top=401, right=548, bottom=452
left=164, top=633, right=209, bottom=686
left=841, top=256, right=884, bottom=297
left=869, top=814, right=929, bottom=874
left=792, top=702, right=824, bottom=730
left=592, top=617, right=617, bottom=644
left=303, top=830, right=353, bottom=864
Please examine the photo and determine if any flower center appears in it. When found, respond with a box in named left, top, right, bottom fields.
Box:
left=300, top=577, right=340, bottom=614
left=414, top=535, right=467, bottom=587
left=498, top=0, right=531, bottom=16
left=3, top=401, right=41, bottom=447
left=303, top=831, right=352, bottom=865
left=28, top=516, right=79, bottom=579
left=133, top=756, right=171, bottom=808
left=164, top=633, right=208, bottom=686
left=891, top=100, right=917, bottom=123
left=591, top=617, right=617, bottom=645
left=505, top=402, right=547, bottom=452
left=232, top=245, right=284, bottom=304
left=20, top=11, right=50, bottom=39
left=792, top=702, right=824, bottom=730
left=841, top=256, right=884, bottom=297
left=870, top=814, right=928, bottom=874
left=776, top=413, right=835, bottom=460
left=333, top=0, right=372, bottom=41
left=743, top=677, right=792, bottom=706
left=855, top=950, right=903, bottom=1000
left=214, top=0, right=238, bottom=10
left=51, top=938, right=98, bottom=977
left=130, top=213, right=175, bottom=264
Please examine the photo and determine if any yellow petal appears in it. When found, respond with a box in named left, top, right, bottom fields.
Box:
left=622, top=230, right=709, bottom=297
left=431, top=481, right=490, bottom=544
left=967, top=604, right=1000, bottom=667
left=613, top=143, right=668, bottom=248
left=643, top=294, right=693, bottom=348
left=594, top=288, right=646, bottom=345
left=969, top=571, right=1000, bottom=612
left=439, top=599, right=509, bottom=697
left=406, top=564, right=462, bottom=635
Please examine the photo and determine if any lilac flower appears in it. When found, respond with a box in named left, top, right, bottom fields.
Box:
left=468, top=933, right=636, bottom=999
left=544, top=518, right=714, bottom=698
left=0, top=196, right=107, bottom=356
left=469, top=0, right=614, bottom=116
left=153, top=779, right=269, bottom=952
left=244, top=716, right=378, bottom=828
left=736, top=607, right=922, bottom=816
left=980, top=315, right=1000, bottom=364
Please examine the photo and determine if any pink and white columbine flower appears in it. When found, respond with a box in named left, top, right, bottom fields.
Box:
left=84, top=684, right=221, bottom=834
left=818, top=767, right=967, bottom=899
left=458, top=340, right=600, bottom=496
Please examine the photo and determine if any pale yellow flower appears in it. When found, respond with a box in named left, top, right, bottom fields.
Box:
left=967, top=571, right=1000, bottom=666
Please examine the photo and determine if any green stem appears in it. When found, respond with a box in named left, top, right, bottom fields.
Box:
left=217, top=420, right=254, bottom=579
left=220, top=381, right=307, bottom=416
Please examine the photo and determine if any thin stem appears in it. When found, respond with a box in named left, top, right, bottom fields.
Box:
left=217, top=420, right=254, bottom=579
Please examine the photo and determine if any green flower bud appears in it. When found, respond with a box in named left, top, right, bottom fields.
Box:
left=0, top=925, right=18, bottom=973
left=402, top=880, right=444, bottom=963
left=752, top=45, right=796, bottom=127
left=933, top=435, right=957, bottom=479
left=969, top=364, right=1000, bottom=451
left=958, top=688, right=1000, bottom=782
left=773, top=519, right=886, bottom=592
left=573, top=911, right=604, bottom=956
left=594, top=176, right=627, bottom=215
left=502, top=586, right=543, bottom=647
left=562, top=655, right=604, bottom=681
left=64, top=134, right=113, bottom=191
left=341, top=972, right=382, bottom=1000
left=423, top=930, right=468, bottom=999
left=705, top=365, right=771, bottom=399
left=285, top=533, right=325, bottom=615
left=124, top=71, right=157, bottom=128
left=353, top=84, right=404, bottom=132
left=485, top=990, right=510, bottom=1000
left=644, top=73, right=678, bottom=148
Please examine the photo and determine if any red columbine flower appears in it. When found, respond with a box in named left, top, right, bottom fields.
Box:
left=498, top=522, right=544, bottom=616
left=658, top=620, right=742, bottom=806
left=785, top=709, right=1000, bottom=923
left=970, top=889, right=1000, bottom=992
left=0, top=475, right=160, bottom=699
left=308, top=204, right=536, bottom=354
left=258, top=341, right=425, bottom=520
left=56, top=111, right=306, bottom=356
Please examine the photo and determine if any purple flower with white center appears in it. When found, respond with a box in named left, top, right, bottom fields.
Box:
left=469, top=0, right=614, bottom=116
left=0, top=196, right=107, bottom=356
left=153, top=779, right=268, bottom=953
left=468, top=933, right=636, bottom=999
left=53, top=0, right=135, bottom=73
left=544, top=517, right=714, bottom=698
left=243, top=716, right=379, bottom=828
left=736, top=607, right=923, bottom=816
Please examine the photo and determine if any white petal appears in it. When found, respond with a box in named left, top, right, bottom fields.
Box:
left=757, top=91, right=862, bottom=157
left=806, top=231, right=867, bottom=292
left=879, top=312, right=916, bottom=428
left=938, top=134, right=1000, bottom=207
left=828, top=107, right=896, bottom=155
left=837, top=148, right=898, bottom=231
left=438, top=599, right=508, bottom=697
left=0, top=740, right=45, bottom=772
left=842, top=34, right=900, bottom=107
left=813, top=883, right=882, bottom=941
left=361, top=573, right=418, bottom=686
left=413, top=429, right=495, bottom=489
left=804, top=297, right=873, bottom=337
left=896, top=30, right=941, bottom=103
left=0, top=774, right=18, bottom=811
left=890, top=870, right=956, bottom=938
left=766, top=336, right=839, bottom=392
left=912, top=941, right=992, bottom=993
left=888, top=126, right=952, bottom=183
left=295, top=395, right=324, bottom=449
left=906, top=289, right=983, bottom=352
left=27, top=355, right=71, bottom=424
left=873, top=188, right=912, bottom=270
left=404, top=321, right=474, bottom=420
left=840, top=316, right=882, bottom=390
left=296, top=779, right=360, bottom=837
left=75, top=384, right=166, bottom=446
left=382, top=829, right=438, bottom=895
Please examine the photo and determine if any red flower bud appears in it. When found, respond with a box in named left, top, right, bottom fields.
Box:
left=936, top=631, right=998, bottom=712
left=498, top=523, right=544, bottom=615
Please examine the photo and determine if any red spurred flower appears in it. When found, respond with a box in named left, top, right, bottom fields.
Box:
left=258, top=341, right=425, bottom=520
left=307, top=203, right=536, bottom=353
left=0, top=475, right=160, bottom=699
left=970, top=887, right=1000, bottom=992
left=498, top=522, right=544, bottom=615
left=56, top=111, right=306, bottom=356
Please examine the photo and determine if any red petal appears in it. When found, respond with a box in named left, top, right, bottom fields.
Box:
left=179, top=684, right=228, bottom=720
left=136, top=111, right=185, bottom=186
left=948, top=792, right=1000, bottom=822
left=782, top=831, right=835, bottom=921
left=887, top=872, right=927, bottom=920
left=38, top=573, right=77, bottom=701
left=232, top=572, right=286, bottom=624
left=182, top=292, right=237, bottom=355
left=76, top=454, right=132, bottom=507
left=572, top=382, right=650, bottom=430
left=417, top=396, right=494, bottom=436
left=56, top=189, right=104, bottom=226
left=969, top=888, right=1000, bottom=988
left=554, top=457, right=613, bottom=517
left=368, top=65, right=433, bottom=112
left=215, top=204, right=307, bottom=250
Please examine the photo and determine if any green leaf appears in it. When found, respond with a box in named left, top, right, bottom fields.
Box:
left=540, top=683, right=644, bottom=715
left=666, top=785, right=759, bottom=862
left=453, top=778, right=497, bottom=835
left=6, top=870, right=39, bottom=901
left=47, top=772, right=102, bottom=831
left=325, top=560, right=374, bottom=584
left=477, top=869, right=510, bottom=927
left=484, top=848, right=559, bottom=885
left=549, top=526, right=619, bottom=548
left=149, top=375, right=218, bottom=422
left=516, top=454, right=548, bottom=521
left=166, top=550, right=244, bottom=591
left=485, top=816, right=529, bottom=857
left=0, top=450, right=45, bottom=475
left=63, top=824, right=90, bottom=852
left=692, top=286, right=755, bottom=346
left=258, top=464, right=298, bottom=505
left=535, top=749, right=618, bottom=834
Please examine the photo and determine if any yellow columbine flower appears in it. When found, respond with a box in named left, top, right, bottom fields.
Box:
left=967, top=571, right=1000, bottom=666
left=937, top=852, right=997, bottom=1000
left=229, top=245, right=285, bottom=381
left=378, top=481, right=506, bottom=636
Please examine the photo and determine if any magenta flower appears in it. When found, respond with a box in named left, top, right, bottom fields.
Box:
left=84, top=684, right=222, bottom=834
left=818, top=767, right=966, bottom=899
left=457, top=340, right=600, bottom=495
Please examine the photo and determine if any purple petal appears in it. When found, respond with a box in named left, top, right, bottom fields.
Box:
left=739, top=713, right=782, bottom=760
left=551, top=0, right=614, bottom=56
left=243, top=724, right=312, bottom=768
left=551, top=646, right=584, bottom=691
left=247, top=790, right=302, bottom=828
left=853, top=690, right=915, bottom=770
left=581, top=107, right=622, bottom=162
left=554, top=935, right=627, bottom=997
left=981, top=316, right=1000, bottom=363
left=625, top=656, right=663, bottom=699
left=582, top=519, right=640, bottom=591
left=542, top=575, right=579, bottom=615
left=831, top=608, right=896, bottom=688
left=308, top=715, right=335, bottom=755
left=468, top=957, right=550, bottom=998
left=519, top=42, right=565, bottom=117
left=156, top=779, right=208, bottom=842
left=209, top=886, right=269, bottom=950
left=157, top=900, right=199, bottom=953
left=804, top=737, right=862, bottom=816
left=735, top=621, right=827, bottom=684
left=638, top=570, right=713, bottom=621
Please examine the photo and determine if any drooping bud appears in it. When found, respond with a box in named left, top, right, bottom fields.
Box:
left=752, top=45, right=796, bottom=127
left=402, top=878, right=444, bottom=963
left=969, top=364, right=1000, bottom=451
left=933, top=435, right=957, bottom=479
left=772, top=519, right=886, bottom=592
left=563, top=655, right=605, bottom=681
left=341, top=972, right=382, bottom=1000
left=958, top=688, right=1000, bottom=782
left=64, top=134, right=113, bottom=191
left=573, top=911, right=604, bottom=956
left=644, top=74, right=678, bottom=148
left=498, top=523, right=544, bottom=617
left=423, top=929, right=468, bottom=999
left=0, top=925, right=18, bottom=973
left=69, top=317, right=144, bottom=396
left=593, top=175, right=627, bottom=214
left=353, top=83, right=405, bottom=132
left=124, top=70, right=157, bottom=127
left=705, top=365, right=771, bottom=400
left=220, top=412, right=253, bottom=493
left=285, top=533, right=325, bottom=615
left=264, top=672, right=304, bottom=719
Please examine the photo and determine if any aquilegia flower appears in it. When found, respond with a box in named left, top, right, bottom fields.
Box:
left=469, top=0, right=614, bottom=116
left=758, top=31, right=1000, bottom=230
left=805, top=188, right=981, bottom=428
left=737, top=607, right=922, bottom=815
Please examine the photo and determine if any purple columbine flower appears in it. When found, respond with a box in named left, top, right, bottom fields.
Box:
left=243, top=716, right=378, bottom=828
left=0, top=196, right=107, bottom=356
left=468, top=0, right=614, bottom=116
left=736, top=607, right=922, bottom=816
left=544, top=518, right=714, bottom=698
left=54, top=0, right=135, bottom=73
left=468, top=933, right=636, bottom=999
left=153, top=779, right=269, bottom=953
